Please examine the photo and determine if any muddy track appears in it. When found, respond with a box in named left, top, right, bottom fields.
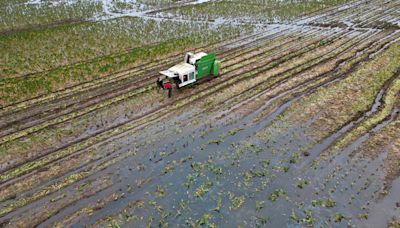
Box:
left=296, top=105, right=400, bottom=201
left=214, top=29, right=396, bottom=113
left=167, top=30, right=378, bottom=127
left=305, top=0, right=390, bottom=27
left=191, top=30, right=383, bottom=121
left=300, top=0, right=367, bottom=22
left=358, top=2, right=400, bottom=28
left=348, top=107, right=400, bottom=160
left=328, top=68, right=400, bottom=154
left=157, top=29, right=395, bottom=141
left=0, top=29, right=346, bottom=178
left=356, top=0, right=400, bottom=21
left=316, top=0, right=373, bottom=21
left=296, top=57, right=400, bottom=169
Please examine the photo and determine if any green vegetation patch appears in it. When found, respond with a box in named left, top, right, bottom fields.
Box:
left=0, top=18, right=251, bottom=106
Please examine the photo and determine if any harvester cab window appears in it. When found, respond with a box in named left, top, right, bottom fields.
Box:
left=183, top=74, right=188, bottom=82
left=189, top=72, right=194, bottom=80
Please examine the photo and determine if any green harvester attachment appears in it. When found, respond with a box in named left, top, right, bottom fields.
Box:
left=195, top=53, right=219, bottom=79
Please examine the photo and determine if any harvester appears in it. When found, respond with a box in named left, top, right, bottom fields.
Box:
left=160, top=52, right=221, bottom=88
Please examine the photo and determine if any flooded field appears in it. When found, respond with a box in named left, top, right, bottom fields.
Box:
left=0, top=0, right=399, bottom=227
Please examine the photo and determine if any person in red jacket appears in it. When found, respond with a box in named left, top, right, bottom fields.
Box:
left=163, top=82, right=172, bottom=98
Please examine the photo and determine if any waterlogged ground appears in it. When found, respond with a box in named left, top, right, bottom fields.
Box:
left=1, top=0, right=400, bottom=227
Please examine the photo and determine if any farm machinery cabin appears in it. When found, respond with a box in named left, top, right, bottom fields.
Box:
left=160, top=52, right=221, bottom=88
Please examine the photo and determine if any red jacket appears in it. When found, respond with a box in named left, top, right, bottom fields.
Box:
left=164, top=83, right=172, bottom=89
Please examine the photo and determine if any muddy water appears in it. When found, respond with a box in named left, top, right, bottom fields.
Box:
left=39, top=76, right=350, bottom=226
left=363, top=176, right=400, bottom=227
left=34, top=86, right=304, bottom=227
left=33, top=35, right=400, bottom=227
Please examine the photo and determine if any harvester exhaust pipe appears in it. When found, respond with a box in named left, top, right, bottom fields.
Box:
left=184, top=52, right=194, bottom=64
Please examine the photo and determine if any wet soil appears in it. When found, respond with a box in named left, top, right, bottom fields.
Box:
left=1, top=0, right=400, bottom=227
